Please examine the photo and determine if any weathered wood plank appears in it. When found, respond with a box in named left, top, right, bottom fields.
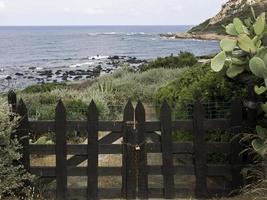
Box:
left=29, top=119, right=231, bottom=134
left=16, top=99, right=30, bottom=171
left=30, top=164, right=232, bottom=177
left=87, top=100, right=99, bottom=199
left=8, top=90, right=17, bottom=113
left=29, top=141, right=230, bottom=155
left=193, top=101, right=207, bottom=198
left=122, top=100, right=136, bottom=199
left=99, top=131, right=122, bottom=144
left=136, top=101, right=148, bottom=199
left=160, top=100, right=175, bottom=198
left=55, top=100, right=67, bottom=200
left=28, top=121, right=123, bottom=133
left=204, top=119, right=231, bottom=130
left=230, top=99, right=244, bottom=191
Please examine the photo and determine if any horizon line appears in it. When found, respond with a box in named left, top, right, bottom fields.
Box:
left=0, top=24, right=195, bottom=27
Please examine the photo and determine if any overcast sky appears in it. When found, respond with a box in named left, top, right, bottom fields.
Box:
left=0, top=0, right=228, bottom=26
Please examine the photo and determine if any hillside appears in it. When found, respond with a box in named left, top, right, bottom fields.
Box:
left=189, top=0, right=267, bottom=34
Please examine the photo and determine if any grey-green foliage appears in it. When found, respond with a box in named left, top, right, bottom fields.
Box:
left=20, top=67, right=185, bottom=121
left=211, top=10, right=267, bottom=80
left=97, top=81, right=114, bottom=94
left=211, top=8, right=267, bottom=157
left=0, top=97, right=35, bottom=199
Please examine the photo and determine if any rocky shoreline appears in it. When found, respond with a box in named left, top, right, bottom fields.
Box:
left=0, top=56, right=148, bottom=91
left=160, top=32, right=231, bottom=41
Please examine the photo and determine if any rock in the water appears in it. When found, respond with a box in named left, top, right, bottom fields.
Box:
left=15, top=73, right=24, bottom=76
left=55, top=70, right=62, bottom=75
left=73, top=75, right=83, bottom=80
left=38, top=70, right=53, bottom=76
left=108, top=55, right=120, bottom=60
left=5, top=76, right=12, bottom=80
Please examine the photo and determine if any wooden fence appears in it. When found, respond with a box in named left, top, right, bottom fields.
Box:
left=8, top=91, right=248, bottom=199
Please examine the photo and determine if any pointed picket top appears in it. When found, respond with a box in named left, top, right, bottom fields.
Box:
left=160, top=100, right=171, bottom=117
left=193, top=100, right=205, bottom=119
left=8, top=90, right=17, bottom=105
left=55, top=99, right=66, bottom=115
left=87, top=100, right=98, bottom=121
left=88, top=100, right=98, bottom=113
left=17, top=99, right=27, bottom=116
left=123, top=99, right=134, bottom=121
left=135, top=100, right=145, bottom=122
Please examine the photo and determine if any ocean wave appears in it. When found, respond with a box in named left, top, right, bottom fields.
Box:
left=69, top=62, right=94, bottom=68
left=88, top=55, right=109, bottom=60
left=87, top=32, right=155, bottom=36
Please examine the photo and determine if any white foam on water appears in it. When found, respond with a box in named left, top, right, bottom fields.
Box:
left=69, top=62, right=94, bottom=68
left=88, top=55, right=109, bottom=60
left=88, top=32, right=154, bottom=36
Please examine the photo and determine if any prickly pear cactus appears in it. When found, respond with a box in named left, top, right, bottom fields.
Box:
left=211, top=7, right=267, bottom=155
left=211, top=9, right=267, bottom=81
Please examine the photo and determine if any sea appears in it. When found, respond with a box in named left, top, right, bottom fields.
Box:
left=0, top=26, right=220, bottom=90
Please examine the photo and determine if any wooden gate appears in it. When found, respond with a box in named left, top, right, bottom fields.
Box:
left=8, top=91, right=248, bottom=199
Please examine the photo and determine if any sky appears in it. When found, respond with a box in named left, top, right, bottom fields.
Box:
left=0, top=0, right=228, bottom=26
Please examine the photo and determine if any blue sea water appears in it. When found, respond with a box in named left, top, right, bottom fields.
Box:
left=0, top=26, right=220, bottom=90
left=0, top=26, right=219, bottom=67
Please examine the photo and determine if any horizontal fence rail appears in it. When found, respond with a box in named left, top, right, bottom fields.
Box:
left=7, top=91, right=248, bottom=199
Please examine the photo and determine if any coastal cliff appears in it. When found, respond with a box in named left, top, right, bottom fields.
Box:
left=161, top=0, right=267, bottom=40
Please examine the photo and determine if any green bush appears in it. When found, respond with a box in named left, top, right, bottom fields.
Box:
left=22, top=83, right=66, bottom=94
left=96, top=67, right=187, bottom=103
left=155, top=63, right=246, bottom=119
left=140, top=51, right=197, bottom=71
left=65, top=99, right=88, bottom=120
left=0, top=97, right=35, bottom=199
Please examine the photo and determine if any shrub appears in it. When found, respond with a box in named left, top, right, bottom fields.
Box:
left=95, top=67, right=187, bottom=103
left=22, top=83, right=66, bottom=94
left=20, top=66, right=186, bottom=121
left=65, top=99, right=88, bottom=120
left=140, top=51, right=197, bottom=71
left=0, top=97, right=34, bottom=199
left=155, top=63, right=246, bottom=119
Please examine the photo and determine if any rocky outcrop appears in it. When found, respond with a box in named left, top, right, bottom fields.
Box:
left=189, top=0, right=267, bottom=34
left=159, top=32, right=233, bottom=41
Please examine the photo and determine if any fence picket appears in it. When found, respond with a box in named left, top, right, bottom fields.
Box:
left=136, top=101, right=148, bottom=199
left=8, top=90, right=17, bottom=113
left=87, top=100, right=99, bottom=200
left=247, top=84, right=257, bottom=129
left=160, top=100, right=175, bottom=198
left=16, top=99, right=30, bottom=171
left=55, top=100, right=67, bottom=200
left=6, top=92, right=253, bottom=199
left=122, top=100, right=136, bottom=199
left=230, top=99, right=243, bottom=190
left=193, top=100, right=207, bottom=197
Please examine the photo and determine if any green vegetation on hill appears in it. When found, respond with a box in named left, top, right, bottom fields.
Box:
left=189, top=2, right=267, bottom=34
left=140, top=51, right=197, bottom=71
